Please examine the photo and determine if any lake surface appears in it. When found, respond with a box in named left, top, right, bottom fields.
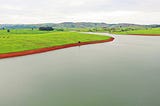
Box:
left=0, top=33, right=160, bottom=106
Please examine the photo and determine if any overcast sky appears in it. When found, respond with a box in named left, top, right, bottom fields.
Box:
left=0, top=0, right=160, bottom=24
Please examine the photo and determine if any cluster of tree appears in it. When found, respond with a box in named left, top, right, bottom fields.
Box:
left=0, top=27, right=5, bottom=30
left=0, top=27, right=10, bottom=32
left=39, top=27, right=54, bottom=31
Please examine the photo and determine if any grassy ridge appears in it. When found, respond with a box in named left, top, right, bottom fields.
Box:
left=0, top=30, right=111, bottom=54
left=114, top=28, right=160, bottom=35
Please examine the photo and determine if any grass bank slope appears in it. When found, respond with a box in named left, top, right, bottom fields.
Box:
left=114, top=28, right=160, bottom=35
left=0, top=30, right=111, bottom=54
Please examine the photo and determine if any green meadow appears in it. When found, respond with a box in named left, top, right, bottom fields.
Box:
left=113, top=28, right=160, bottom=35
left=0, top=29, right=111, bottom=54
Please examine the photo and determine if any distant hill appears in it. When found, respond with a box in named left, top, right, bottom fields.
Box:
left=0, top=22, right=160, bottom=29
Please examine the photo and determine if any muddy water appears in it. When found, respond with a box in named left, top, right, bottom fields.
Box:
left=0, top=33, right=160, bottom=106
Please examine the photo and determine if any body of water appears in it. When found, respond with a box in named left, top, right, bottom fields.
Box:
left=0, top=33, right=160, bottom=106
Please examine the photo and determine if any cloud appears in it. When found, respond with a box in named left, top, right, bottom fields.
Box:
left=0, top=0, right=159, bottom=24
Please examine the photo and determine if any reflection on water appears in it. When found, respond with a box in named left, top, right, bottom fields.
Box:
left=0, top=33, right=160, bottom=106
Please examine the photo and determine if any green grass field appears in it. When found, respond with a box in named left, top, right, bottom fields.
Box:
left=114, top=28, right=160, bottom=35
left=0, top=29, right=111, bottom=54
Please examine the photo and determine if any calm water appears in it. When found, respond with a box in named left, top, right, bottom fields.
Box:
left=0, top=33, right=160, bottom=106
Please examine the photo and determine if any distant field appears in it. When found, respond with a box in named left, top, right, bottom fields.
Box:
left=0, top=29, right=111, bottom=54
left=114, top=28, right=160, bottom=35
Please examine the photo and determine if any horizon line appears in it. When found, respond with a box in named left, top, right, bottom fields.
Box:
left=0, top=22, right=160, bottom=25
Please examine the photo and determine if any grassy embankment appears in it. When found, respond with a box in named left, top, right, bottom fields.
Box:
left=0, top=29, right=111, bottom=54
left=70, top=27, right=160, bottom=35
left=113, top=28, right=160, bottom=35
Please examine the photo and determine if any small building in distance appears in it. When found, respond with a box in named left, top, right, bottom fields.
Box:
left=39, top=27, right=54, bottom=31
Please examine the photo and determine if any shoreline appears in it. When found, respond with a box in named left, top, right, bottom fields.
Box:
left=128, top=34, right=160, bottom=36
left=0, top=37, right=114, bottom=59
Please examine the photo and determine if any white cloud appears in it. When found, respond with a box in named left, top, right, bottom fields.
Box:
left=0, top=0, right=159, bottom=24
